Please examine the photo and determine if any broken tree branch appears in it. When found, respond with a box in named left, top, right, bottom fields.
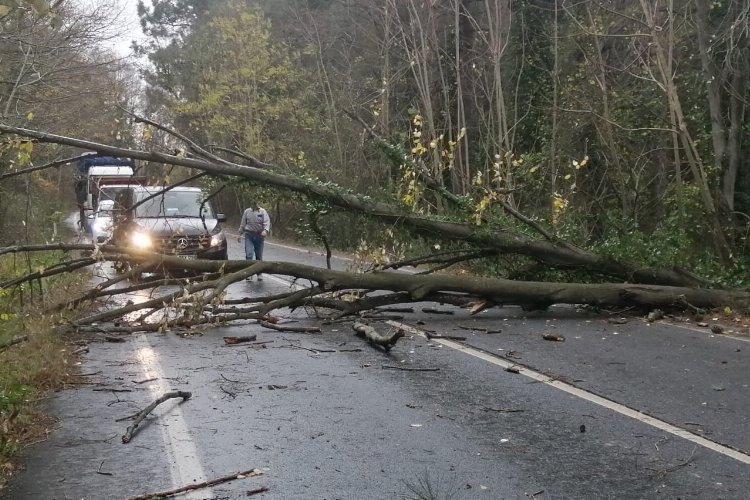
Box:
left=122, top=391, right=192, bottom=443
left=127, top=468, right=264, bottom=500
left=353, top=322, right=405, bottom=350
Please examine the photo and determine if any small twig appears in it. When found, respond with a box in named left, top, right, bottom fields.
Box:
left=219, top=385, right=237, bottom=399
left=127, top=468, right=264, bottom=500
left=283, top=344, right=336, bottom=354
left=122, top=391, right=192, bottom=443
left=93, top=388, right=132, bottom=393
left=648, top=446, right=698, bottom=477
left=96, top=460, right=113, bottom=476
left=247, top=486, right=271, bottom=496
left=223, top=335, right=257, bottom=345
left=221, top=374, right=241, bottom=383
left=381, top=365, right=440, bottom=372
left=133, top=378, right=157, bottom=385
left=542, top=333, right=566, bottom=342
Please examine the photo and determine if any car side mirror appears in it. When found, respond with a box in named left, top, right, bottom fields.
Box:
left=216, top=213, right=227, bottom=223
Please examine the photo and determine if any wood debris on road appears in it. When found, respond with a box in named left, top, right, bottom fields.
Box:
left=127, top=468, right=264, bottom=499
left=122, top=391, right=192, bottom=444
left=353, top=322, right=404, bottom=351
left=223, top=335, right=258, bottom=345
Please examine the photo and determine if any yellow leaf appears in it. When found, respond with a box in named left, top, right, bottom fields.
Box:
left=26, top=112, right=34, bottom=121
left=529, top=166, right=539, bottom=173
left=723, top=306, right=733, bottom=314
left=564, top=174, right=572, bottom=180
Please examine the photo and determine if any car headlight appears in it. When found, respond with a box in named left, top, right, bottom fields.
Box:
left=93, top=221, right=111, bottom=232
left=130, top=231, right=153, bottom=249
left=210, top=232, right=226, bottom=247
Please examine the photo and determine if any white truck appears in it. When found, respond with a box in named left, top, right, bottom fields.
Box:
left=73, top=153, right=145, bottom=231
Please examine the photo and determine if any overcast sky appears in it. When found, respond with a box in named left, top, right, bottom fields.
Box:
left=110, top=0, right=149, bottom=57
left=72, top=0, right=150, bottom=58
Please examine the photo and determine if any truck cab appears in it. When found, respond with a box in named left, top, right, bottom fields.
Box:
left=73, top=153, right=144, bottom=231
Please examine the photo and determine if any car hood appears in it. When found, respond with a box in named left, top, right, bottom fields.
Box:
left=135, top=217, right=219, bottom=236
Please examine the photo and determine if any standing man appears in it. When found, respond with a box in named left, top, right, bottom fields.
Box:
left=238, top=200, right=271, bottom=281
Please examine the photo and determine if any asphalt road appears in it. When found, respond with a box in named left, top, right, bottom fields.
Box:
left=6, top=236, right=750, bottom=499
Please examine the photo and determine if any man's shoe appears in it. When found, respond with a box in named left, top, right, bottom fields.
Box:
left=257, top=274, right=263, bottom=281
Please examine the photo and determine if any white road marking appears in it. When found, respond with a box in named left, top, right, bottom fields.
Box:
left=655, top=320, right=750, bottom=344
left=134, top=335, right=212, bottom=498
left=391, top=321, right=750, bottom=465
left=244, top=241, right=750, bottom=464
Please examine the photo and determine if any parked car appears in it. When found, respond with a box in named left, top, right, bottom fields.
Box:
left=89, top=199, right=116, bottom=243
left=111, top=186, right=228, bottom=261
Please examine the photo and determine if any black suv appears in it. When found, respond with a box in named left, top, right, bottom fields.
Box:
left=112, top=186, right=228, bottom=260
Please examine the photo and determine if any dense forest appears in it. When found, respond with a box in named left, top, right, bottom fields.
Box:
left=1, top=0, right=749, bottom=285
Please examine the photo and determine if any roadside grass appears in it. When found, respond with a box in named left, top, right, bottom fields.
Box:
left=0, top=252, right=88, bottom=493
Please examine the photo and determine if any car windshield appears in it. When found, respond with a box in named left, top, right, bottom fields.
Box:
left=135, top=190, right=214, bottom=218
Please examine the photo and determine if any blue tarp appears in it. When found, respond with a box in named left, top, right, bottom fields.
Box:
left=76, top=154, right=135, bottom=174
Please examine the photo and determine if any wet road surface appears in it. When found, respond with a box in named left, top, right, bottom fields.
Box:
left=6, top=238, right=750, bottom=499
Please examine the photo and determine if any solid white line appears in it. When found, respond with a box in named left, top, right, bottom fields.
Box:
left=390, top=321, right=750, bottom=465
left=251, top=240, right=750, bottom=464
left=134, top=335, right=212, bottom=498
left=655, top=320, right=750, bottom=344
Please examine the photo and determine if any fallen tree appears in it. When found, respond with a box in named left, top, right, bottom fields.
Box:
left=1, top=122, right=746, bottom=336
left=1, top=245, right=745, bottom=334
left=0, top=123, right=713, bottom=288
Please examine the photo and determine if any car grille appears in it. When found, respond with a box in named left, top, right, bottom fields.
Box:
left=154, top=234, right=210, bottom=254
